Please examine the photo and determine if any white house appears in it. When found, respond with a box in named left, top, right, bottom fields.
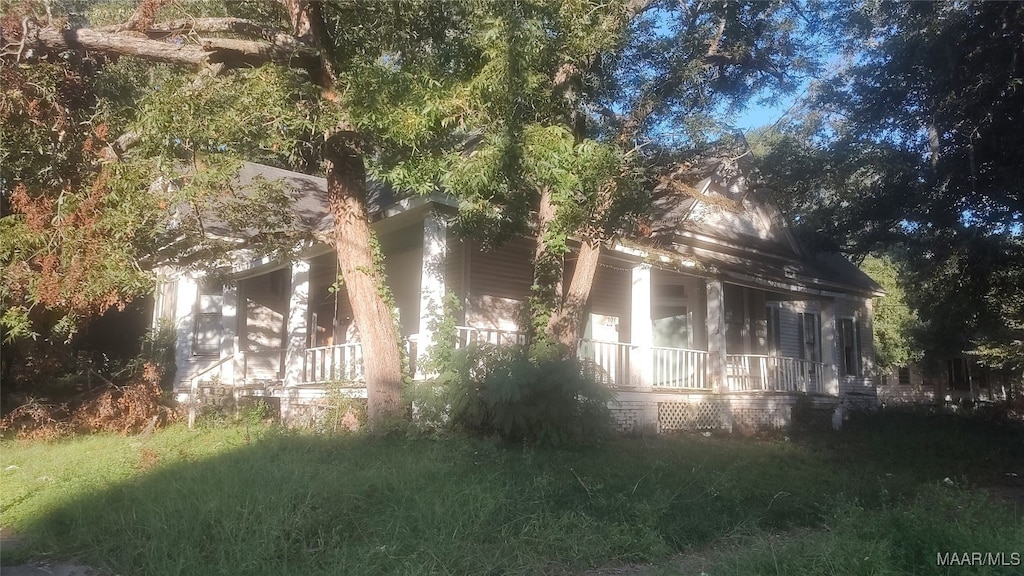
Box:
left=153, top=157, right=884, bottom=432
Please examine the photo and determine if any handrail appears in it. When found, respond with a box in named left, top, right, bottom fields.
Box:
left=725, top=354, right=824, bottom=393
left=187, top=353, right=242, bottom=429
left=455, top=325, right=527, bottom=347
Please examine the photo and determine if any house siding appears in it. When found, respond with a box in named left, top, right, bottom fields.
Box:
left=444, top=231, right=465, bottom=323
left=466, top=236, right=534, bottom=330
left=590, top=263, right=630, bottom=337
left=384, top=248, right=424, bottom=337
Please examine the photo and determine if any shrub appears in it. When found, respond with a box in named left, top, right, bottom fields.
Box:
left=411, top=344, right=614, bottom=445
left=0, top=361, right=176, bottom=439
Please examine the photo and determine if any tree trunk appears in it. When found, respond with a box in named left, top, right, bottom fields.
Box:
left=546, top=239, right=601, bottom=353
left=324, top=134, right=405, bottom=430
left=529, top=186, right=562, bottom=342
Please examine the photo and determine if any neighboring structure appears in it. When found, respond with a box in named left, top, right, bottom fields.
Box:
left=878, top=359, right=1012, bottom=407
left=153, top=157, right=884, bottom=433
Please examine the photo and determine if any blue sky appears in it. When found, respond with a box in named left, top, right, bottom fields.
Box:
left=731, top=101, right=793, bottom=131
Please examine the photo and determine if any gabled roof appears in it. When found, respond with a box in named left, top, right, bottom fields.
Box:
left=220, top=159, right=881, bottom=297
left=646, top=146, right=882, bottom=297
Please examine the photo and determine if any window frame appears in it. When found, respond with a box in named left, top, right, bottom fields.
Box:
left=192, top=280, right=223, bottom=357
left=838, top=317, right=861, bottom=377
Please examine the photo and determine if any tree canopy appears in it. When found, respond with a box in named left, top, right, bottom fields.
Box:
left=3, top=0, right=1021, bottom=405
left=754, top=1, right=1024, bottom=375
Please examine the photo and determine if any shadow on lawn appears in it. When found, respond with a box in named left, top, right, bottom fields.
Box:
left=5, top=430, right=844, bottom=576
left=7, top=410, right=1023, bottom=576
left=825, top=408, right=1024, bottom=486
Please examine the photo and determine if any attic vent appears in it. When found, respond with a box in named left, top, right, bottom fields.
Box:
left=784, top=265, right=798, bottom=279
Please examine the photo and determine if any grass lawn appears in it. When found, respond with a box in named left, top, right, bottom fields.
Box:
left=1, top=411, right=1022, bottom=575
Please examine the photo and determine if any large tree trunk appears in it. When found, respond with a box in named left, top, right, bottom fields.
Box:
left=324, top=134, right=405, bottom=430
left=546, top=239, right=601, bottom=352
left=283, top=0, right=404, bottom=431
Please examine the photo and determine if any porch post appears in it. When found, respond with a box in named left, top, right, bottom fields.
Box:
left=221, top=284, right=238, bottom=385
left=630, top=264, right=653, bottom=390
left=706, top=279, right=728, bottom=393
left=284, top=260, right=311, bottom=387
left=174, top=275, right=198, bottom=385
left=820, top=299, right=839, bottom=395
left=417, top=212, right=448, bottom=378
left=176, top=275, right=199, bottom=427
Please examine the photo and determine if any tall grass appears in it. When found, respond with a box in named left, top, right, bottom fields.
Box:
left=1, top=409, right=1021, bottom=575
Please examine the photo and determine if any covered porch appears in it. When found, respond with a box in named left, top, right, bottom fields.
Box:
left=296, top=235, right=838, bottom=398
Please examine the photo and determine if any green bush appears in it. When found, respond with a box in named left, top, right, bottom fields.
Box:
left=411, top=344, right=614, bottom=445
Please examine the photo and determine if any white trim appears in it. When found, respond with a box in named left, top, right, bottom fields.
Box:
left=705, top=279, right=728, bottom=393
left=630, top=264, right=653, bottom=390
left=283, top=260, right=311, bottom=387
left=417, top=213, right=448, bottom=377
left=221, top=284, right=238, bottom=385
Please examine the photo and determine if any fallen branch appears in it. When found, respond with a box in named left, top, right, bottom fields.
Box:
left=570, top=467, right=593, bottom=498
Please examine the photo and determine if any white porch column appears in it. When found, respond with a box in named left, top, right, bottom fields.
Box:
left=820, top=298, right=839, bottom=396
left=283, top=260, right=311, bottom=387
left=630, top=264, right=653, bottom=390
left=706, top=279, right=728, bottom=393
left=174, top=275, right=198, bottom=386
left=220, top=284, right=238, bottom=385
left=417, top=213, right=448, bottom=378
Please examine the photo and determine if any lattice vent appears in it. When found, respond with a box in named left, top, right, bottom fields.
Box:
left=658, top=402, right=725, bottom=432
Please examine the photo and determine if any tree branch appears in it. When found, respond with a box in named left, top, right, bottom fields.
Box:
left=19, top=20, right=319, bottom=72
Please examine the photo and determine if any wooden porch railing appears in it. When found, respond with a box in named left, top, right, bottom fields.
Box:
left=578, top=339, right=634, bottom=386
left=300, top=333, right=826, bottom=396
left=455, top=326, right=527, bottom=347
left=652, top=346, right=710, bottom=390
left=726, top=354, right=824, bottom=393
left=304, top=343, right=363, bottom=384
left=187, top=352, right=243, bottom=428
left=302, top=338, right=422, bottom=384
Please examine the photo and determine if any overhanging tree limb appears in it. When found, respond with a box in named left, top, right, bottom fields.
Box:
left=17, top=19, right=319, bottom=71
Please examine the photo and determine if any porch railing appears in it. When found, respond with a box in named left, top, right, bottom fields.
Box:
left=578, top=339, right=633, bottom=386
left=302, top=332, right=488, bottom=384
left=304, top=343, right=363, bottom=384
left=726, top=354, right=823, bottom=393
left=301, top=334, right=825, bottom=395
left=578, top=341, right=711, bottom=390
left=455, top=326, right=527, bottom=348
left=652, top=346, right=710, bottom=390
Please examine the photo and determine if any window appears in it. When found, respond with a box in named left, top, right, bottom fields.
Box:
left=798, top=312, right=821, bottom=362
left=838, top=318, right=860, bottom=377
left=948, top=358, right=970, bottom=391
left=898, top=366, right=911, bottom=386
left=155, top=279, right=178, bottom=322
left=193, top=280, right=223, bottom=356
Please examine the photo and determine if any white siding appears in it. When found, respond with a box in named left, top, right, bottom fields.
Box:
left=768, top=300, right=822, bottom=360
left=384, top=248, right=423, bottom=337
left=445, top=231, right=465, bottom=323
